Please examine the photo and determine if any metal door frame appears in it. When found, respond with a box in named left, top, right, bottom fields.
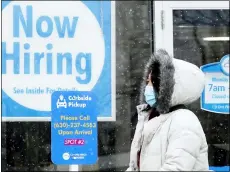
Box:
left=154, top=1, right=229, bottom=56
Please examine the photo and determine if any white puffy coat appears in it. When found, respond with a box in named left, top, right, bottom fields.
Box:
left=127, top=50, right=210, bottom=171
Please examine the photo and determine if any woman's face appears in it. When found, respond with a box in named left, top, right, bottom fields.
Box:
left=144, top=72, right=157, bottom=107
left=147, top=72, right=153, bottom=86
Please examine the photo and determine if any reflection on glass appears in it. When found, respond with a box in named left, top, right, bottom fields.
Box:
left=173, top=10, right=229, bottom=167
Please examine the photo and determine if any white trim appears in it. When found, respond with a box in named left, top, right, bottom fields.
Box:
left=162, top=1, right=229, bottom=9
left=162, top=2, right=173, bottom=55
left=110, top=1, right=116, bottom=122
left=2, top=117, right=51, bottom=122
left=154, top=1, right=164, bottom=51
left=154, top=1, right=229, bottom=56
left=69, top=165, right=79, bottom=172
left=0, top=1, right=2, bottom=171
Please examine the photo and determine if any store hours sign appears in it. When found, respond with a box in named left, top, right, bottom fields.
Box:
left=2, top=1, right=115, bottom=121
left=200, top=55, right=229, bottom=114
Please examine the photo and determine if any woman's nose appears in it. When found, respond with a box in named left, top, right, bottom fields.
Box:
left=147, top=79, right=153, bottom=86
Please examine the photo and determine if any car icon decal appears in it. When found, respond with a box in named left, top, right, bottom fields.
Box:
left=56, top=95, right=67, bottom=108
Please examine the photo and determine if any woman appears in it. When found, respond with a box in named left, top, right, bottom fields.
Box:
left=127, top=49, right=209, bottom=171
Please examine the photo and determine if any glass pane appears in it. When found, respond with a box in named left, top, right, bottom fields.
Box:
left=83, top=1, right=152, bottom=171
left=173, top=10, right=229, bottom=167
left=1, top=122, right=68, bottom=171
left=2, top=1, right=152, bottom=171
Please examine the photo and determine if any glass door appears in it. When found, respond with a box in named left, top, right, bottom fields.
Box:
left=154, top=1, right=229, bottom=171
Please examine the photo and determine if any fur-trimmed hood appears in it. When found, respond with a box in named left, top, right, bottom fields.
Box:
left=140, top=49, right=205, bottom=114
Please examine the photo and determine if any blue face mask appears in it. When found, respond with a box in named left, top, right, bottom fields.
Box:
left=144, top=85, right=156, bottom=107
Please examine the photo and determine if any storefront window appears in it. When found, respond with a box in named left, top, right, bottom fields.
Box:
left=1, top=1, right=152, bottom=171
left=4, top=2, right=228, bottom=172
left=173, top=9, right=229, bottom=167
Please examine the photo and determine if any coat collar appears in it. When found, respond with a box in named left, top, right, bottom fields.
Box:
left=142, top=112, right=172, bottom=146
left=129, top=104, right=173, bottom=171
left=136, top=104, right=172, bottom=147
left=138, top=104, right=188, bottom=147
